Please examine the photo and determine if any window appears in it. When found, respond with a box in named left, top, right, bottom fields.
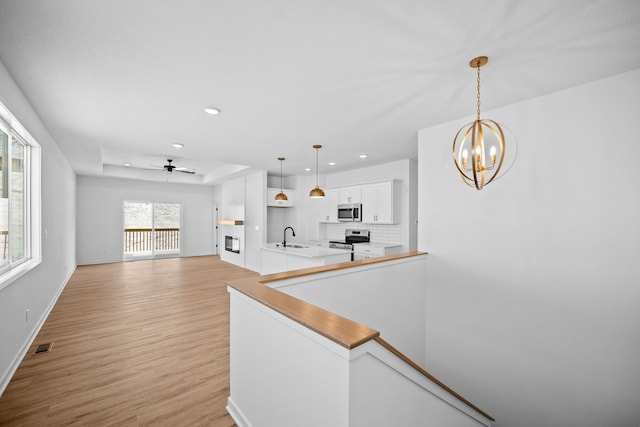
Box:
left=0, top=100, right=41, bottom=290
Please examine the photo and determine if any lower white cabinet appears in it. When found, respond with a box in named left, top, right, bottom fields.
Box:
left=260, top=246, right=351, bottom=275
left=353, top=244, right=402, bottom=261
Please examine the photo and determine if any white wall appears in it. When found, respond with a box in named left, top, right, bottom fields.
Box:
left=219, top=176, right=246, bottom=268
left=290, top=174, right=320, bottom=243
left=266, top=175, right=299, bottom=244
left=272, top=255, right=428, bottom=363
left=349, top=347, right=490, bottom=427
left=418, top=69, right=640, bottom=427
left=219, top=171, right=266, bottom=271
left=0, top=61, right=76, bottom=394
left=228, top=289, right=350, bottom=427
left=228, top=256, right=492, bottom=427
left=76, top=176, right=215, bottom=265
left=244, top=170, right=267, bottom=272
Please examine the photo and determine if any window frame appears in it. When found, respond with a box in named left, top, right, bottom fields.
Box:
left=0, top=100, right=42, bottom=291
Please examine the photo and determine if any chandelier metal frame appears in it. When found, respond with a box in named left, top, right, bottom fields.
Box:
left=452, top=56, right=510, bottom=190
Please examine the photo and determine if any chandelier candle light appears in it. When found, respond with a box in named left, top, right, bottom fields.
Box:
left=275, top=157, right=288, bottom=201
left=452, top=56, right=514, bottom=190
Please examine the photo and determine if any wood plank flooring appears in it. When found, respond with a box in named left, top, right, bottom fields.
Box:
left=0, top=255, right=258, bottom=426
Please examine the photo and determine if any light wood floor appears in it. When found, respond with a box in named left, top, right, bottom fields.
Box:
left=0, top=255, right=258, bottom=426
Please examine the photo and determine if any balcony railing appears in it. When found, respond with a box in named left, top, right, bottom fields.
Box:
left=124, top=228, right=180, bottom=254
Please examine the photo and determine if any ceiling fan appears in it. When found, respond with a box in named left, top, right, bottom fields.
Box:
left=155, top=159, right=195, bottom=174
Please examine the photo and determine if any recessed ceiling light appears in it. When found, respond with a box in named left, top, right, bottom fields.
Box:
left=359, top=154, right=368, bottom=159
left=203, top=107, right=221, bottom=115
left=328, top=162, right=336, bottom=166
left=123, top=162, right=131, bottom=167
left=172, top=143, right=184, bottom=149
left=305, top=168, right=312, bottom=172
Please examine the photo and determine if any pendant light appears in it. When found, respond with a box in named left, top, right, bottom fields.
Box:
left=309, top=145, right=325, bottom=198
left=275, top=157, right=288, bottom=201
left=452, top=56, right=515, bottom=190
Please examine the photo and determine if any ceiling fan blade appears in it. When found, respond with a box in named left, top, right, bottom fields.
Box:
left=177, top=170, right=196, bottom=174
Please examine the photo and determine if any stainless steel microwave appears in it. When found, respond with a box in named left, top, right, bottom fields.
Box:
left=337, top=203, right=362, bottom=222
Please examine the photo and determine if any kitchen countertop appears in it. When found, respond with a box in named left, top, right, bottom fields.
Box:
left=262, top=243, right=351, bottom=258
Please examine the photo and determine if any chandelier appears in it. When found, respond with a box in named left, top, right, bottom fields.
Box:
left=452, top=56, right=514, bottom=190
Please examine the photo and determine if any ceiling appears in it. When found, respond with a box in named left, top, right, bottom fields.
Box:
left=0, top=0, right=639, bottom=185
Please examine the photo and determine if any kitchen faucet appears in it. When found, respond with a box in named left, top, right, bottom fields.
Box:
left=283, top=226, right=296, bottom=247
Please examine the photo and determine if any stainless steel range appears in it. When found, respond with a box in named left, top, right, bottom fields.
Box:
left=329, top=229, right=370, bottom=261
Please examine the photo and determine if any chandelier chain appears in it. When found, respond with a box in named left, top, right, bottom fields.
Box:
left=476, top=64, right=481, bottom=121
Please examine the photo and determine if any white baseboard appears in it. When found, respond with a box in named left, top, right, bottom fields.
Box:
left=227, top=396, right=253, bottom=427
left=0, top=265, right=77, bottom=396
left=77, top=257, right=122, bottom=265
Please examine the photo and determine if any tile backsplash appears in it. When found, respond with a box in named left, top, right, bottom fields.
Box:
left=323, top=223, right=401, bottom=244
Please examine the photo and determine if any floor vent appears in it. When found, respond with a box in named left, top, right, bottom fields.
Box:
left=35, top=342, right=53, bottom=354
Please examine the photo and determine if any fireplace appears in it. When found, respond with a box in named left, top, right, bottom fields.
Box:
left=225, top=235, right=240, bottom=253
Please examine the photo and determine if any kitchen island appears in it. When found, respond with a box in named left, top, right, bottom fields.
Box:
left=260, top=243, right=351, bottom=275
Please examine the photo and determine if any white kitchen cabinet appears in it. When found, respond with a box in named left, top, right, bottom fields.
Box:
left=338, top=185, right=362, bottom=204
left=319, top=188, right=339, bottom=222
left=362, top=180, right=398, bottom=224
left=353, top=243, right=402, bottom=260
left=267, top=188, right=295, bottom=207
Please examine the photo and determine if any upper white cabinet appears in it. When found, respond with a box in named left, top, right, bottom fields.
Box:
left=338, top=185, right=362, bottom=204
left=267, top=188, right=295, bottom=207
left=319, top=188, right=339, bottom=222
left=362, top=180, right=398, bottom=224
left=315, top=180, right=399, bottom=224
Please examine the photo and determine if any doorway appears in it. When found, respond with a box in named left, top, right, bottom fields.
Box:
left=123, top=201, right=181, bottom=260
